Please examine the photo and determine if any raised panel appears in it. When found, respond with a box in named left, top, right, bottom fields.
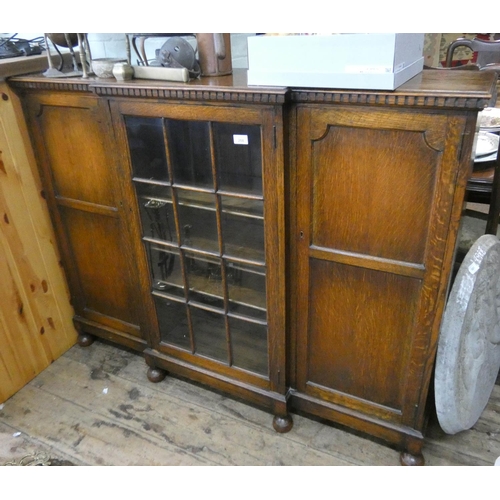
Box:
left=61, top=207, right=141, bottom=332
left=312, top=126, right=439, bottom=263
left=37, top=103, right=115, bottom=206
left=290, top=96, right=476, bottom=458
left=305, top=260, right=420, bottom=411
left=21, top=92, right=147, bottom=348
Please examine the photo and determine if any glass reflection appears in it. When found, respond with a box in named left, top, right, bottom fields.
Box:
left=128, top=117, right=271, bottom=376
left=227, top=262, right=267, bottom=319
left=214, top=123, right=262, bottom=195
left=220, top=195, right=264, bottom=218
left=185, top=252, right=224, bottom=307
left=154, top=296, right=190, bottom=349
left=166, top=119, right=213, bottom=189
left=177, top=190, right=219, bottom=253
left=125, top=116, right=168, bottom=181
left=191, top=306, right=228, bottom=363
left=221, top=211, right=265, bottom=262
left=230, top=317, right=268, bottom=376
left=138, top=192, right=177, bottom=245
left=145, top=244, right=183, bottom=297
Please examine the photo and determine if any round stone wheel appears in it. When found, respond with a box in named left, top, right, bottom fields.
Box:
left=435, top=234, right=500, bottom=434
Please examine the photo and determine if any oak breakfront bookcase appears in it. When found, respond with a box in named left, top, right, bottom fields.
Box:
left=9, top=69, right=496, bottom=465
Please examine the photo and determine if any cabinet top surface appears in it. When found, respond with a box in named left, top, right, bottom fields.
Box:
left=9, top=68, right=497, bottom=109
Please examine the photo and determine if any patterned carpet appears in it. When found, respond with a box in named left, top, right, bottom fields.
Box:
left=0, top=432, right=75, bottom=466
left=2, top=451, right=76, bottom=466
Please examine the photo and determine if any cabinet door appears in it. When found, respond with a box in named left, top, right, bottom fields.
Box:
left=111, top=101, right=286, bottom=394
left=23, top=92, right=147, bottom=350
left=291, top=104, right=470, bottom=431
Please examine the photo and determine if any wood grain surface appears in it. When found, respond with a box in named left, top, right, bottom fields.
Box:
left=0, top=340, right=498, bottom=466
left=0, top=82, right=76, bottom=404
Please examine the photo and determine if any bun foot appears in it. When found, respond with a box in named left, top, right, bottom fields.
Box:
left=273, top=414, right=293, bottom=433
left=147, top=366, right=167, bottom=383
left=400, top=452, right=425, bottom=466
left=77, top=332, right=95, bottom=347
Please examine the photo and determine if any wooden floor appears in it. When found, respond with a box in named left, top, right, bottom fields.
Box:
left=0, top=339, right=499, bottom=466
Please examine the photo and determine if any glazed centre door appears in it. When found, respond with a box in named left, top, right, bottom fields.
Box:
left=112, top=100, right=287, bottom=397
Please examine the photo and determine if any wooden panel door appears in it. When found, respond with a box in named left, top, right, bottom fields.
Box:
left=22, top=91, right=147, bottom=351
left=290, top=104, right=473, bottom=452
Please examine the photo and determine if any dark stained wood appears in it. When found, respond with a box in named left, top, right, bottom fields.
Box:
left=291, top=69, right=497, bottom=109
left=289, top=82, right=486, bottom=463
left=9, top=69, right=288, bottom=104
left=273, top=414, right=294, bottom=433
left=10, top=69, right=496, bottom=108
left=146, top=366, right=167, bottom=383
left=305, top=261, right=420, bottom=411
left=106, top=96, right=290, bottom=423
left=7, top=68, right=497, bottom=465
left=308, top=111, right=442, bottom=263
left=17, top=90, right=148, bottom=352
left=401, top=452, right=425, bottom=466
left=77, top=335, right=95, bottom=348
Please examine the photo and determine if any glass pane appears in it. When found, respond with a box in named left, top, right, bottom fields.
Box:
left=135, top=181, right=173, bottom=200
left=222, top=212, right=265, bottom=262
left=191, top=305, right=228, bottom=363
left=166, top=119, right=213, bottom=189
left=154, top=295, right=190, bottom=349
left=214, top=123, right=262, bottom=195
left=145, top=244, right=184, bottom=297
left=221, top=195, right=263, bottom=219
left=138, top=190, right=177, bottom=244
left=185, top=252, right=224, bottom=307
left=125, top=116, right=168, bottom=181
left=227, top=262, right=267, bottom=319
left=230, top=317, right=268, bottom=376
left=177, top=191, right=219, bottom=253
left=230, top=305, right=267, bottom=322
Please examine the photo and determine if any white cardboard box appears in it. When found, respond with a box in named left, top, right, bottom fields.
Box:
left=247, top=33, right=424, bottom=90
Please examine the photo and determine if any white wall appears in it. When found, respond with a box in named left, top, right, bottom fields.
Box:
left=89, top=33, right=253, bottom=68
left=4, top=33, right=254, bottom=69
